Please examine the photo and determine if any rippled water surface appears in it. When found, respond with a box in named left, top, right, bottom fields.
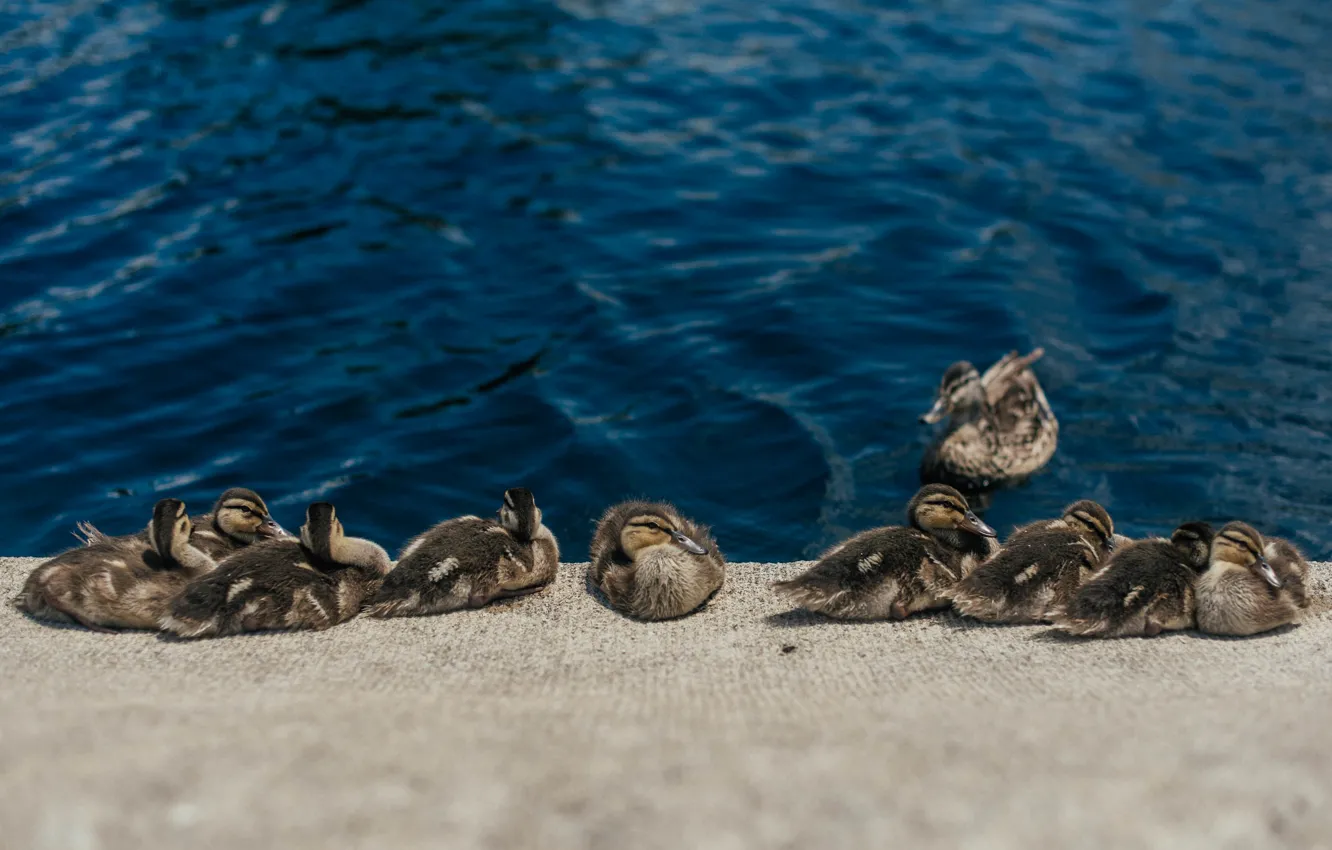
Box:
left=4, top=0, right=1332, bottom=561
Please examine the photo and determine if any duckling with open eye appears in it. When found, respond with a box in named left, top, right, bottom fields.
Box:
left=1052, top=522, right=1214, bottom=637
left=774, top=484, right=998, bottom=621
left=1195, top=522, right=1310, bottom=636
left=919, top=349, right=1058, bottom=490
left=589, top=501, right=725, bottom=621
left=949, top=500, right=1116, bottom=624
left=13, top=498, right=221, bottom=633
left=160, top=502, right=390, bottom=638
left=365, top=487, right=560, bottom=618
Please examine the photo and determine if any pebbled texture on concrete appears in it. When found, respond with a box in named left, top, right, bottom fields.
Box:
left=2, top=555, right=1330, bottom=849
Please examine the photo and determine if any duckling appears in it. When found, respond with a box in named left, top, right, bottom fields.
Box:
left=66, top=488, right=286, bottom=556
left=588, top=501, right=725, bottom=621
left=774, top=484, right=998, bottom=621
left=919, top=349, right=1058, bottom=490
left=949, top=499, right=1116, bottom=624
left=175, top=487, right=289, bottom=559
left=365, top=488, right=560, bottom=618
left=13, top=498, right=220, bottom=632
left=1052, top=522, right=1214, bottom=637
left=160, top=502, right=390, bottom=638
left=1195, top=522, right=1310, bottom=636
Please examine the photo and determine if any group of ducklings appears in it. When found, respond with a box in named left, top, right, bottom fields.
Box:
left=776, top=484, right=1311, bottom=637
left=10, top=349, right=1315, bottom=639
left=12, top=481, right=1311, bottom=639
left=12, top=487, right=724, bottom=636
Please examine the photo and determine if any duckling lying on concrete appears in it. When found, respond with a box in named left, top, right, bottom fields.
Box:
left=949, top=500, right=1116, bottom=624
left=589, top=500, right=724, bottom=621
left=366, top=487, right=560, bottom=618
left=1195, top=522, right=1309, bottom=636
left=160, top=502, right=389, bottom=638
left=1052, top=522, right=1214, bottom=637
left=774, top=484, right=997, bottom=620
left=70, top=488, right=286, bottom=558
left=13, top=495, right=260, bottom=633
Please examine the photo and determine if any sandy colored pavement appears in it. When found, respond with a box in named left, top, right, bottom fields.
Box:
left=1, top=555, right=1330, bottom=849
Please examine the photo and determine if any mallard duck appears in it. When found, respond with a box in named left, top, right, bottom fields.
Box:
left=1052, top=522, right=1214, bottom=637
left=773, top=484, right=997, bottom=620
left=13, top=498, right=221, bottom=633
left=365, top=487, right=560, bottom=618
left=949, top=499, right=1116, bottom=623
left=589, top=500, right=725, bottom=621
left=160, top=502, right=390, bottom=638
left=919, top=349, right=1058, bottom=489
left=1195, top=522, right=1309, bottom=636
left=68, top=487, right=287, bottom=558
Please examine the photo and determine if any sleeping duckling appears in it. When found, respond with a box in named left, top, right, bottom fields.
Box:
left=589, top=500, right=725, bottom=621
left=13, top=498, right=220, bottom=632
left=1052, top=522, right=1214, bottom=637
left=1195, top=522, right=1310, bottom=636
left=949, top=500, right=1116, bottom=624
left=160, top=502, right=390, bottom=638
left=774, top=484, right=997, bottom=620
left=919, top=349, right=1058, bottom=490
left=365, top=487, right=560, bottom=618
left=67, top=488, right=286, bottom=557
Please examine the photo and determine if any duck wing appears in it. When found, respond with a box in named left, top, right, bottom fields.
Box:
left=950, top=528, right=1094, bottom=622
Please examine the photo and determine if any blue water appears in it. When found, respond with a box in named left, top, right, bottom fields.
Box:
left=4, top=0, right=1332, bottom=562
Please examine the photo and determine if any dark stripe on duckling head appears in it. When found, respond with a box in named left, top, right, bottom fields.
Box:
left=1064, top=500, right=1114, bottom=545
left=1172, top=522, right=1213, bottom=542
left=1170, top=521, right=1214, bottom=569
left=908, top=484, right=969, bottom=517
left=907, top=484, right=995, bottom=537
left=213, top=487, right=267, bottom=515
left=941, top=361, right=978, bottom=390
left=1217, top=522, right=1264, bottom=557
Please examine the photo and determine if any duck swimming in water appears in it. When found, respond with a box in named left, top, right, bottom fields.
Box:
left=919, top=349, right=1058, bottom=490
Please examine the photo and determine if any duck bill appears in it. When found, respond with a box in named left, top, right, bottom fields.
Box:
left=1104, top=536, right=1117, bottom=552
left=960, top=511, right=997, bottom=538
left=672, top=530, right=708, bottom=555
left=919, top=398, right=947, bottom=425
left=1258, top=561, right=1282, bottom=588
left=258, top=518, right=291, bottom=539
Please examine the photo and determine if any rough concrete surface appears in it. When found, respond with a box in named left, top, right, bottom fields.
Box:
left=2, top=555, right=1330, bottom=850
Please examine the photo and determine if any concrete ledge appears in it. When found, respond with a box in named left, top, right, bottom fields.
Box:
left=2, top=556, right=1330, bottom=848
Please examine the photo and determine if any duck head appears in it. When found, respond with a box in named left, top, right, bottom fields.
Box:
left=907, top=484, right=996, bottom=539
left=620, top=513, right=709, bottom=558
left=213, top=488, right=287, bottom=542
left=1211, top=521, right=1279, bottom=587
left=920, top=361, right=985, bottom=424
left=1063, top=500, right=1116, bottom=553
left=1170, top=521, right=1215, bottom=571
